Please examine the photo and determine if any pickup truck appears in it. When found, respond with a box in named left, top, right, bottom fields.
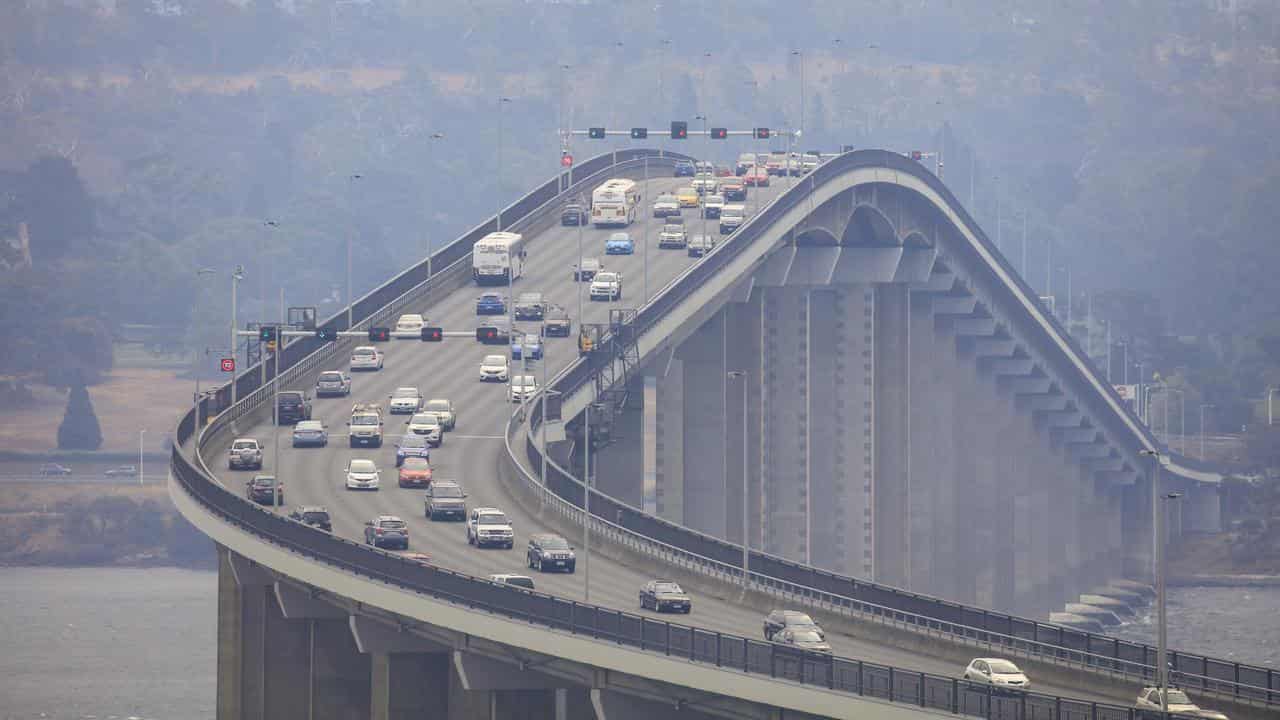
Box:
left=348, top=403, right=384, bottom=448
left=228, top=438, right=264, bottom=470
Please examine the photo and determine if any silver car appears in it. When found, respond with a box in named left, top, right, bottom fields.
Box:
left=350, top=346, right=383, bottom=371
left=424, top=399, right=456, bottom=430
left=315, top=370, right=352, bottom=397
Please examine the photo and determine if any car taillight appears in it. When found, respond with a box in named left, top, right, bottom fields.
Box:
left=375, top=528, right=383, bottom=535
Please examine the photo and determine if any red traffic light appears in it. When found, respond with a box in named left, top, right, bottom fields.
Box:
left=368, top=327, right=390, bottom=342
left=910, top=151, right=923, bottom=161
left=753, top=127, right=770, bottom=139
left=670, top=121, right=688, bottom=139
left=476, top=327, right=498, bottom=342
left=710, top=127, right=728, bottom=140
left=420, top=326, right=443, bottom=342
left=561, top=153, right=573, bottom=167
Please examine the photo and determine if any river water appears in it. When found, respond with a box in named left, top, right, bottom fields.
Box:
left=0, top=569, right=1276, bottom=718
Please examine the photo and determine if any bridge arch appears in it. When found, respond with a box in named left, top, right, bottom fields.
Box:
left=841, top=203, right=898, bottom=247
left=794, top=227, right=839, bottom=246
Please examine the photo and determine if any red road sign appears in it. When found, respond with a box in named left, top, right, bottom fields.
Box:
left=220, top=358, right=235, bottom=372
left=561, top=154, right=574, bottom=167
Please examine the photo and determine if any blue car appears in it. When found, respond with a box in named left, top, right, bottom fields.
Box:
left=605, top=232, right=634, bottom=255
left=673, top=160, right=696, bottom=177
left=476, top=292, right=506, bottom=315
left=510, top=333, right=543, bottom=361
left=395, top=435, right=431, bottom=467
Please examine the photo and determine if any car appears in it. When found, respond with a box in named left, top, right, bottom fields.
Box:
left=763, top=610, right=825, bottom=641
left=675, top=186, right=700, bottom=208
left=489, top=574, right=535, bottom=589
left=719, top=204, right=746, bottom=234
left=275, top=391, right=312, bottom=424
left=393, top=313, right=426, bottom=339
left=424, top=479, right=467, bottom=520
left=605, top=232, right=634, bottom=255
left=773, top=628, right=832, bottom=653
left=467, top=507, right=514, bottom=548
left=786, top=152, right=805, bottom=176
left=744, top=166, right=770, bottom=187
left=652, top=194, right=680, bottom=218
left=639, top=580, right=691, bottom=613
left=802, top=152, right=821, bottom=173
left=702, top=194, right=725, bottom=219
left=394, top=434, right=430, bottom=466
left=510, top=333, right=543, bottom=361
left=694, top=160, right=715, bottom=175
left=397, top=456, right=433, bottom=488
left=104, top=465, right=139, bottom=477
left=1135, top=687, right=1228, bottom=720
left=387, top=387, right=423, bottom=414
left=476, top=317, right=513, bottom=344
left=541, top=305, right=571, bottom=337
left=714, top=164, right=734, bottom=177
left=475, top=291, right=507, bottom=315
left=38, top=463, right=72, bottom=477
left=720, top=179, right=747, bottom=201
left=962, top=658, right=1030, bottom=693
left=691, top=174, right=718, bottom=195
left=424, top=398, right=456, bottom=430
left=405, top=412, right=444, bottom=447
left=527, top=533, right=576, bottom=573
left=348, top=404, right=384, bottom=448
left=291, top=420, right=328, bottom=448
left=560, top=203, right=587, bottom=226
left=479, top=354, right=510, bottom=382
left=673, top=159, right=696, bottom=177
left=508, top=374, right=537, bottom=403
left=364, top=515, right=409, bottom=549
left=245, top=475, right=283, bottom=505
left=765, top=151, right=787, bottom=175
left=227, top=439, right=264, bottom=470
left=315, top=370, right=352, bottom=397
left=736, top=152, right=758, bottom=175
left=658, top=222, right=687, bottom=249
left=589, top=271, right=623, bottom=301
left=687, top=233, right=715, bottom=257
left=289, top=506, right=332, bottom=532
left=573, top=258, right=603, bottom=282
left=344, top=458, right=381, bottom=491
left=350, top=345, right=384, bottom=371
left=513, top=292, right=546, bottom=321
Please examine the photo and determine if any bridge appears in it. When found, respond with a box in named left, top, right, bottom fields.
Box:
left=171, top=149, right=1274, bottom=719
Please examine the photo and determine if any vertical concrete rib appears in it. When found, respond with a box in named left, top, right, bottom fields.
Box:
left=263, top=593, right=310, bottom=720
left=641, top=375, right=657, bottom=515
left=371, top=652, right=447, bottom=720
left=311, top=619, right=371, bottom=720
left=807, top=289, right=839, bottom=572
left=761, top=286, right=810, bottom=562
left=678, top=310, right=728, bottom=538
left=217, top=547, right=243, bottom=720
left=724, top=296, right=763, bottom=548
left=240, top=580, right=268, bottom=719
left=654, top=358, right=684, bottom=524
left=873, top=284, right=909, bottom=588
left=907, top=295, right=942, bottom=594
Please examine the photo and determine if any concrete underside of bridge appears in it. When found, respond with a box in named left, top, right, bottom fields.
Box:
left=215, top=546, right=844, bottom=720
left=582, top=181, right=1220, bottom=619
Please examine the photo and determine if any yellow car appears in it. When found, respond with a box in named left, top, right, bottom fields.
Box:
left=675, top=186, right=700, bottom=208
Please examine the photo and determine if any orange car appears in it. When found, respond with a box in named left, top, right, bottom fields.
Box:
left=744, top=166, right=770, bottom=187
left=398, top=456, right=433, bottom=487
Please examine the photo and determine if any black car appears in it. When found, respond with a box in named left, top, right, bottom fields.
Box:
left=639, top=580, right=691, bottom=613
left=573, top=258, right=603, bottom=282
left=275, top=391, right=312, bottom=425
left=763, top=610, right=825, bottom=641
left=513, top=292, right=546, bottom=321
left=245, top=475, right=283, bottom=505
left=673, top=160, right=696, bottom=177
left=541, top=305, right=571, bottom=337
left=560, top=203, right=587, bottom=226
left=289, top=506, right=332, bottom=532
left=424, top=480, right=468, bottom=520
left=527, top=533, right=577, bottom=573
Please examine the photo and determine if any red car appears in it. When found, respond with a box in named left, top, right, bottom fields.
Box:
left=398, top=457, right=433, bottom=487
left=714, top=165, right=733, bottom=177
left=744, top=167, right=770, bottom=187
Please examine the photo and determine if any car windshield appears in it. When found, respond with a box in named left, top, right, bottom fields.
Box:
left=791, top=630, right=824, bottom=642
left=392, top=388, right=418, bottom=398
left=295, top=421, right=322, bottom=431
left=539, top=536, right=570, bottom=549
left=1162, top=690, right=1192, bottom=704
left=609, top=233, right=629, bottom=242
left=402, top=458, right=430, bottom=470
left=426, top=400, right=450, bottom=412
left=319, top=372, right=343, bottom=382
left=432, top=485, right=463, bottom=498
left=987, top=660, right=1021, bottom=674
left=517, top=294, right=541, bottom=303
left=232, top=441, right=256, bottom=450
left=654, top=582, right=683, bottom=593
left=349, top=460, right=376, bottom=473
left=252, top=477, right=275, bottom=486
left=399, top=436, right=426, bottom=448
left=302, top=511, right=329, bottom=522
left=513, top=376, right=535, bottom=387
left=786, top=612, right=815, bottom=625
left=478, top=512, right=508, bottom=525
left=353, top=348, right=374, bottom=357
left=378, top=519, right=406, bottom=529
left=398, top=315, right=422, bottom=324
left=656, top=195, right=675, bottom=203
left=677, top=187, right=694, bottom=195
left=483, top=355, right=506, bottom=365
left=523, top=334, right=539, bottom=344
left=664, top=224, right=682, bottom=232
left=595, top=272, right=618, bottom=282
left=411, top=413, right=439, bottom=426
left=352, top=415, right=377, bottom=425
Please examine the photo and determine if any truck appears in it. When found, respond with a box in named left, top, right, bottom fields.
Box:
left=472, top=231, right=525, bottom=285
left=348, top=403, right=385, bottom=448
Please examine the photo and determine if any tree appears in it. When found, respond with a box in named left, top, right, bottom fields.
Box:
left=56, top=380, right=103, bottom=451
left=18, top=156, right=94, bottom=264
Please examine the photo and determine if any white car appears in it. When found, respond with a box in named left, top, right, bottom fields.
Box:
left=589, top=272, right=623, bottom=301
left=962, top=658, right=1030, bottom=692
left=405, top=412, right=444, bottom=447
left=691, top=174, right=718, bottom=195
left=701, top=194, right=725, bottom=219
left=508, top=375, right=537, bottom=403
left=1135, top=687, right=1228, bottom=719
left=652, top=194, right=680, bottom=217
left=467, top=507, right=514, bottom=548
left=350, top=346, right=384, bottom=371
left=479, top=354, right=509, bottom=382
left=388, top=387, right=423, bottom=414
left=424, top=398, right=456, bottom=431
left=344, top=458, right=380, bottom=491
left=393, top=313, right=425, bottom=339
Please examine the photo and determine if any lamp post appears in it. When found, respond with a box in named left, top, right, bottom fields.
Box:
left=792, top=50, right=805, bottom=138
left=727, top=370, right=750, bottom=589
left=658, top=39, right=672, bottom=118
left=194, top=268, right=216, bottom=427
left=424, top=133, right=445, bottom=309
left=273, top=286, right=285, bottom=512
left=342, top=176, right=361, bottom=329
left=496, top=97, right=512, bottom=232
left=695, top=113, right=709, bottom=245
left=1199, top=403, right=1214, bottom=460
left=1140, top=449, right=1177, bottom=710
left=1268, top=386, right=1278, bottom=426
left=230, top=264, right=245, bottom=408
left=1136, top=362, right=1147, bottom=422
left=583, top=402, right=593, bottom=603
left=994, top=174, right=1002, bottom=253
left=139, top=429, right=146, bottom=486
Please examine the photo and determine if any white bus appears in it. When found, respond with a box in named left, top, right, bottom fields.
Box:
left=591, top=178, right=640, bottom=228
left=472, top=231, right=525, bottom=285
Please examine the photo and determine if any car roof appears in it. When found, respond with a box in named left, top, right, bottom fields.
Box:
left=430, top=479, right=460, bottom=487
left=297, top=505, right=328, bottom=512
left=483, top=354, right=507, bottom=363
left=475, top=507, right=504, bottom=514
left=374, top=515, right=403, bottom=522
left=426, top=398, right=450, bottom=405
left=295, top=420, right=323, bottom=428
left=353, top=345, right=376, bottom=352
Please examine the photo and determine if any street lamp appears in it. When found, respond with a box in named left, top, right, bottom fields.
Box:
left=695, top=113, right=709, bottom=246
left=1140, top=449, right=1177, bottom=711
left=658, top=39, right=672, bottom=117
left=424, top=132, right=445, bottom=309
left=727, top=370, right=750, bottom=589
left=496, top=97, right=513, bottom=232
left=1268, top=386, right=1278, bottom=426
left=139, top=429, right=146, bottom=486
left=343, top=176, right=361, bottom=329
left=194, top=268, right=216, bottom=427
left=583, top=402, right=595, bottom=603
left=791, top=50, right=805, bottom=138
left=230, top=264, right=245, bottom=408
left=1199, top=403, right=1214, bottom=460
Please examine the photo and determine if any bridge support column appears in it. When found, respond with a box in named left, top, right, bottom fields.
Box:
left=1183, top=483, right=1221, bottom=533
left=590, top=689, right=718, bottom=720
left=724, top=294, right=764, bottom=551
left=676, top=309, right=728, bottom=538
left=873, top=283, right=910, bottom=588
left=761, top=286, right=811, bottom=563
left=350, top=616, right=452, bottom=719
left=311, top=618, right=371, bottom=719
left=652, top=359, right=685, bottom=524
left=451, top=652, right=591, bottom=720
left=1122, top=477, right=1155, bottom=581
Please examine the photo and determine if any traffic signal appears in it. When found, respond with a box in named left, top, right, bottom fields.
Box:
left=315, top=327, right=337, bottom=342
left=368, top=327, right=390, bottom=342
left=753, top=127, right=771, bottom=139
left=258, top=325, right=277, bottom=343
left=588, top=127, right=606, bottom=139
left=420, top=326, right=443, bottom=342
left=670, top=121, right=687, bottom=139
left=710, top=127, right=728, bottom=140
left=265, top=340, right=277, bottom=353
left=476, top=327, right=498, bottom=342
left=630, top=127, right=648, bottom=140
left=910, top=150, right=923, bottom=161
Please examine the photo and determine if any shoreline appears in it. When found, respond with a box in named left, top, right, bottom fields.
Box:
left=1168, top=574, right=1280, bottom=587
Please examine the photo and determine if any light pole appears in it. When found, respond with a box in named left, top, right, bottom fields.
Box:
left=273, top=286, right=284, bottom=512
left=496, top=97, right=512, bottom=232
left=1020, top=209, right=1028, bottom=280
left=1199, top=403, right=1214, bottom=460
left=583, top=402, right=593, bottom=603
left=1137, top=362, right=1147, bottom=421
left=728, top=370, right=750, bottom=588
left=695, top=114, right=709, bottom=245
left=994, top=175, right=1002, bottom=253
left=642, top=150, right=650, bottom=301
left=194, top=268, right=216, bottom=427
left=424, top=132, right=445, bottom=309
left=139, top=429, right=146, bottom=486
left=792, top=50, right=805, bottom=139
left=1119, top=341, right=1129, bottom=385
left=343, top=177, right=361, bottom=329
left=1268, top=386, right=1278, bottom=425
left=658, top=39, right=672, bottom=118
left=230, top=264, right=245, bottom=408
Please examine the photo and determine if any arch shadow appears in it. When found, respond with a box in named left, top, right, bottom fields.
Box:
left=794, top=227, right=839, bottom=247
left=841, top=204, right=898, bottom=247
